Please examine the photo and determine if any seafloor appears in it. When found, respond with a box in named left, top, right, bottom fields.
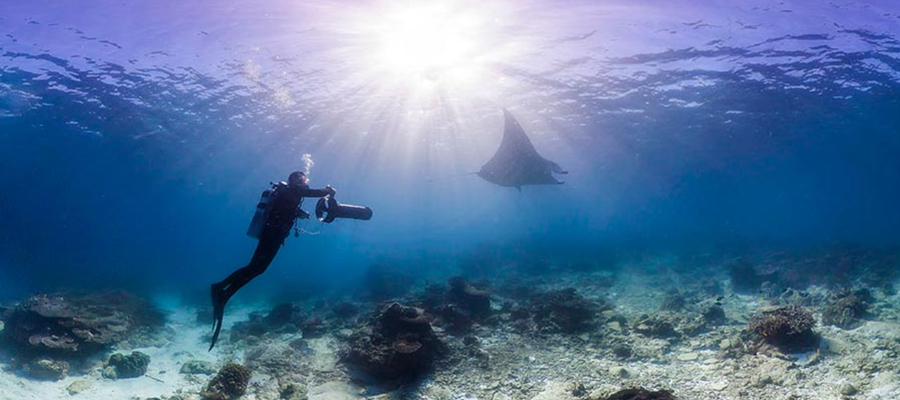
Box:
left=1, top=247, right=899, bottom=400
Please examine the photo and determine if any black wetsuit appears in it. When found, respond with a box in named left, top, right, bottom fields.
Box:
left=209, top=182, right=330, bottom=350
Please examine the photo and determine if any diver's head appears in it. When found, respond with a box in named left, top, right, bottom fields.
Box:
left=288, top=171, right=308, bottom=187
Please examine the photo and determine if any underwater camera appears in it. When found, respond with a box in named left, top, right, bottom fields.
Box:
left=315, top=195, right=373, bottom=223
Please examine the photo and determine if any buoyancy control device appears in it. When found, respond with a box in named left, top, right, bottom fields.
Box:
left=246, top=182, right=283, bottom=239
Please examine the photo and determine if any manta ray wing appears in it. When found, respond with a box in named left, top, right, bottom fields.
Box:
left=478, top=109, right=567, bottom=188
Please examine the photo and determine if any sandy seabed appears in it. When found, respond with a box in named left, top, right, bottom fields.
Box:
left=2, top=256, right=900, bottom=400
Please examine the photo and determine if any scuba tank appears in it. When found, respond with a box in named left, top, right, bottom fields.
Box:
left=315, top=195, right=373, bottom=223
left=246, top=184, right=279, bottom=239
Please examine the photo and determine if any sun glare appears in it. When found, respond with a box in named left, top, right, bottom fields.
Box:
left=364, top=2, right=488, bottom=82
left=378, top=6, right=474, bottom=73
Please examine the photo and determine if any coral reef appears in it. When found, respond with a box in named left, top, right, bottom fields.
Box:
left=230, top=303, right=307, bottom=343
left=822, top=288, right=869, bottom=329
left=447, top=277, right=492, bottom=319
left=1, top=292, right=163, bottom=360
left=700, top=304, right=727, bottom=326
left=299, top=317, right=327, bottom=339
left=229, top=311, right=268, bottom=343
left=632, top=315, right=679, bottom=339
left=22, top=358, right=69, bottom=381
left=748, top=305, right=818, bottom=353
left=201, top=363, right=251, bottom=400
left=409, top=278, right=492, bottom=335
left=602, top=388, right=678, bottom=400
left=342, top=302, right=442, bottom=384
left=414, top=284, right=449, bottom=311
left=420, top=277, right=493, bottom=334
left=181, top=360, right=217, bottom=375
left=658, top=290, right=685, bottom=312
left=728, top=247, right=899, bottom=291
left=279, top=383, right=308, bottom=400
left=243, top=341, right=300, bottom=373
left=263, top=303, right=306, bottom=332
left=102, top=351, right=150, bottom=379
left=532, top=288, right=611, bottom=334
left=433, top=304, right=475, bottom=334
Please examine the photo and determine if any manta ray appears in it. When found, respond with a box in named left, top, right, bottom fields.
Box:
left=477, top=109, right=568, bottom=190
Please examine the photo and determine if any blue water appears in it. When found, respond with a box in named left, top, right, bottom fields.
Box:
left=1, top=0, right=899, bottom=301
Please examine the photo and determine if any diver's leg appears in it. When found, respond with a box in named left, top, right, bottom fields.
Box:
left=209, top=232, right=282, bottom=350
left=220, top=238, right=281, bottom=299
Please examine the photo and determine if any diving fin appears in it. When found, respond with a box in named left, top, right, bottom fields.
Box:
left=209, top=284, right=226, bottom=351
left=209, top=320, right=223, bottom=352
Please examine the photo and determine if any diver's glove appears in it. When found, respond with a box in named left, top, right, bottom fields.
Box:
left=325, top=185, right=336, bottom=196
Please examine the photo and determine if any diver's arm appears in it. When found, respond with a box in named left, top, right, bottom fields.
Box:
left=297, top=185, right=335, bottom=198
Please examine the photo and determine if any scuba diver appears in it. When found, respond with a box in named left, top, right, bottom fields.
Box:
left=209, top=171, right=334, bottom=351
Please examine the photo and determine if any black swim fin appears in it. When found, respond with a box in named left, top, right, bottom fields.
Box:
left=209, top=284, right=226, bottom=351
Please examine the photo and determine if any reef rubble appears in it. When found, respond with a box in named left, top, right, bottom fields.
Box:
left=0, top=247, right=899, bottom=400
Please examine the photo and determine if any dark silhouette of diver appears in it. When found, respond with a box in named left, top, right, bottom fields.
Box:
left=209, top=171, right=334, bottom=350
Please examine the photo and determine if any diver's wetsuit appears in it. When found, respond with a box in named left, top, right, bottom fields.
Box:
left=209, top=182, right=331, bottom=350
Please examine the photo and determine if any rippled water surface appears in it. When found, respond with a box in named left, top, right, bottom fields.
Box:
left=1, top=0, right=900, bottom=295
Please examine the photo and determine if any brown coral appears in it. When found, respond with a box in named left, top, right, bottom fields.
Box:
left=201, top=363, right=251, bottom=400
left=822, top=289, right=869, bottom=329
left=748, top=305, right=818, bottom=352
left=341, top=302, right=443, bottom=384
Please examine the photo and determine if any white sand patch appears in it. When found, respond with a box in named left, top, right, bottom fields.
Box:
left=531, top=380, right=577, bottom=400
left=307, top=381, right=365, bottom=400
left=308, top=337, right=339, bottom=372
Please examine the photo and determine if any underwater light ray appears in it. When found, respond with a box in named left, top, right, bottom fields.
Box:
left=213, top=0, right=616, bottom=180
